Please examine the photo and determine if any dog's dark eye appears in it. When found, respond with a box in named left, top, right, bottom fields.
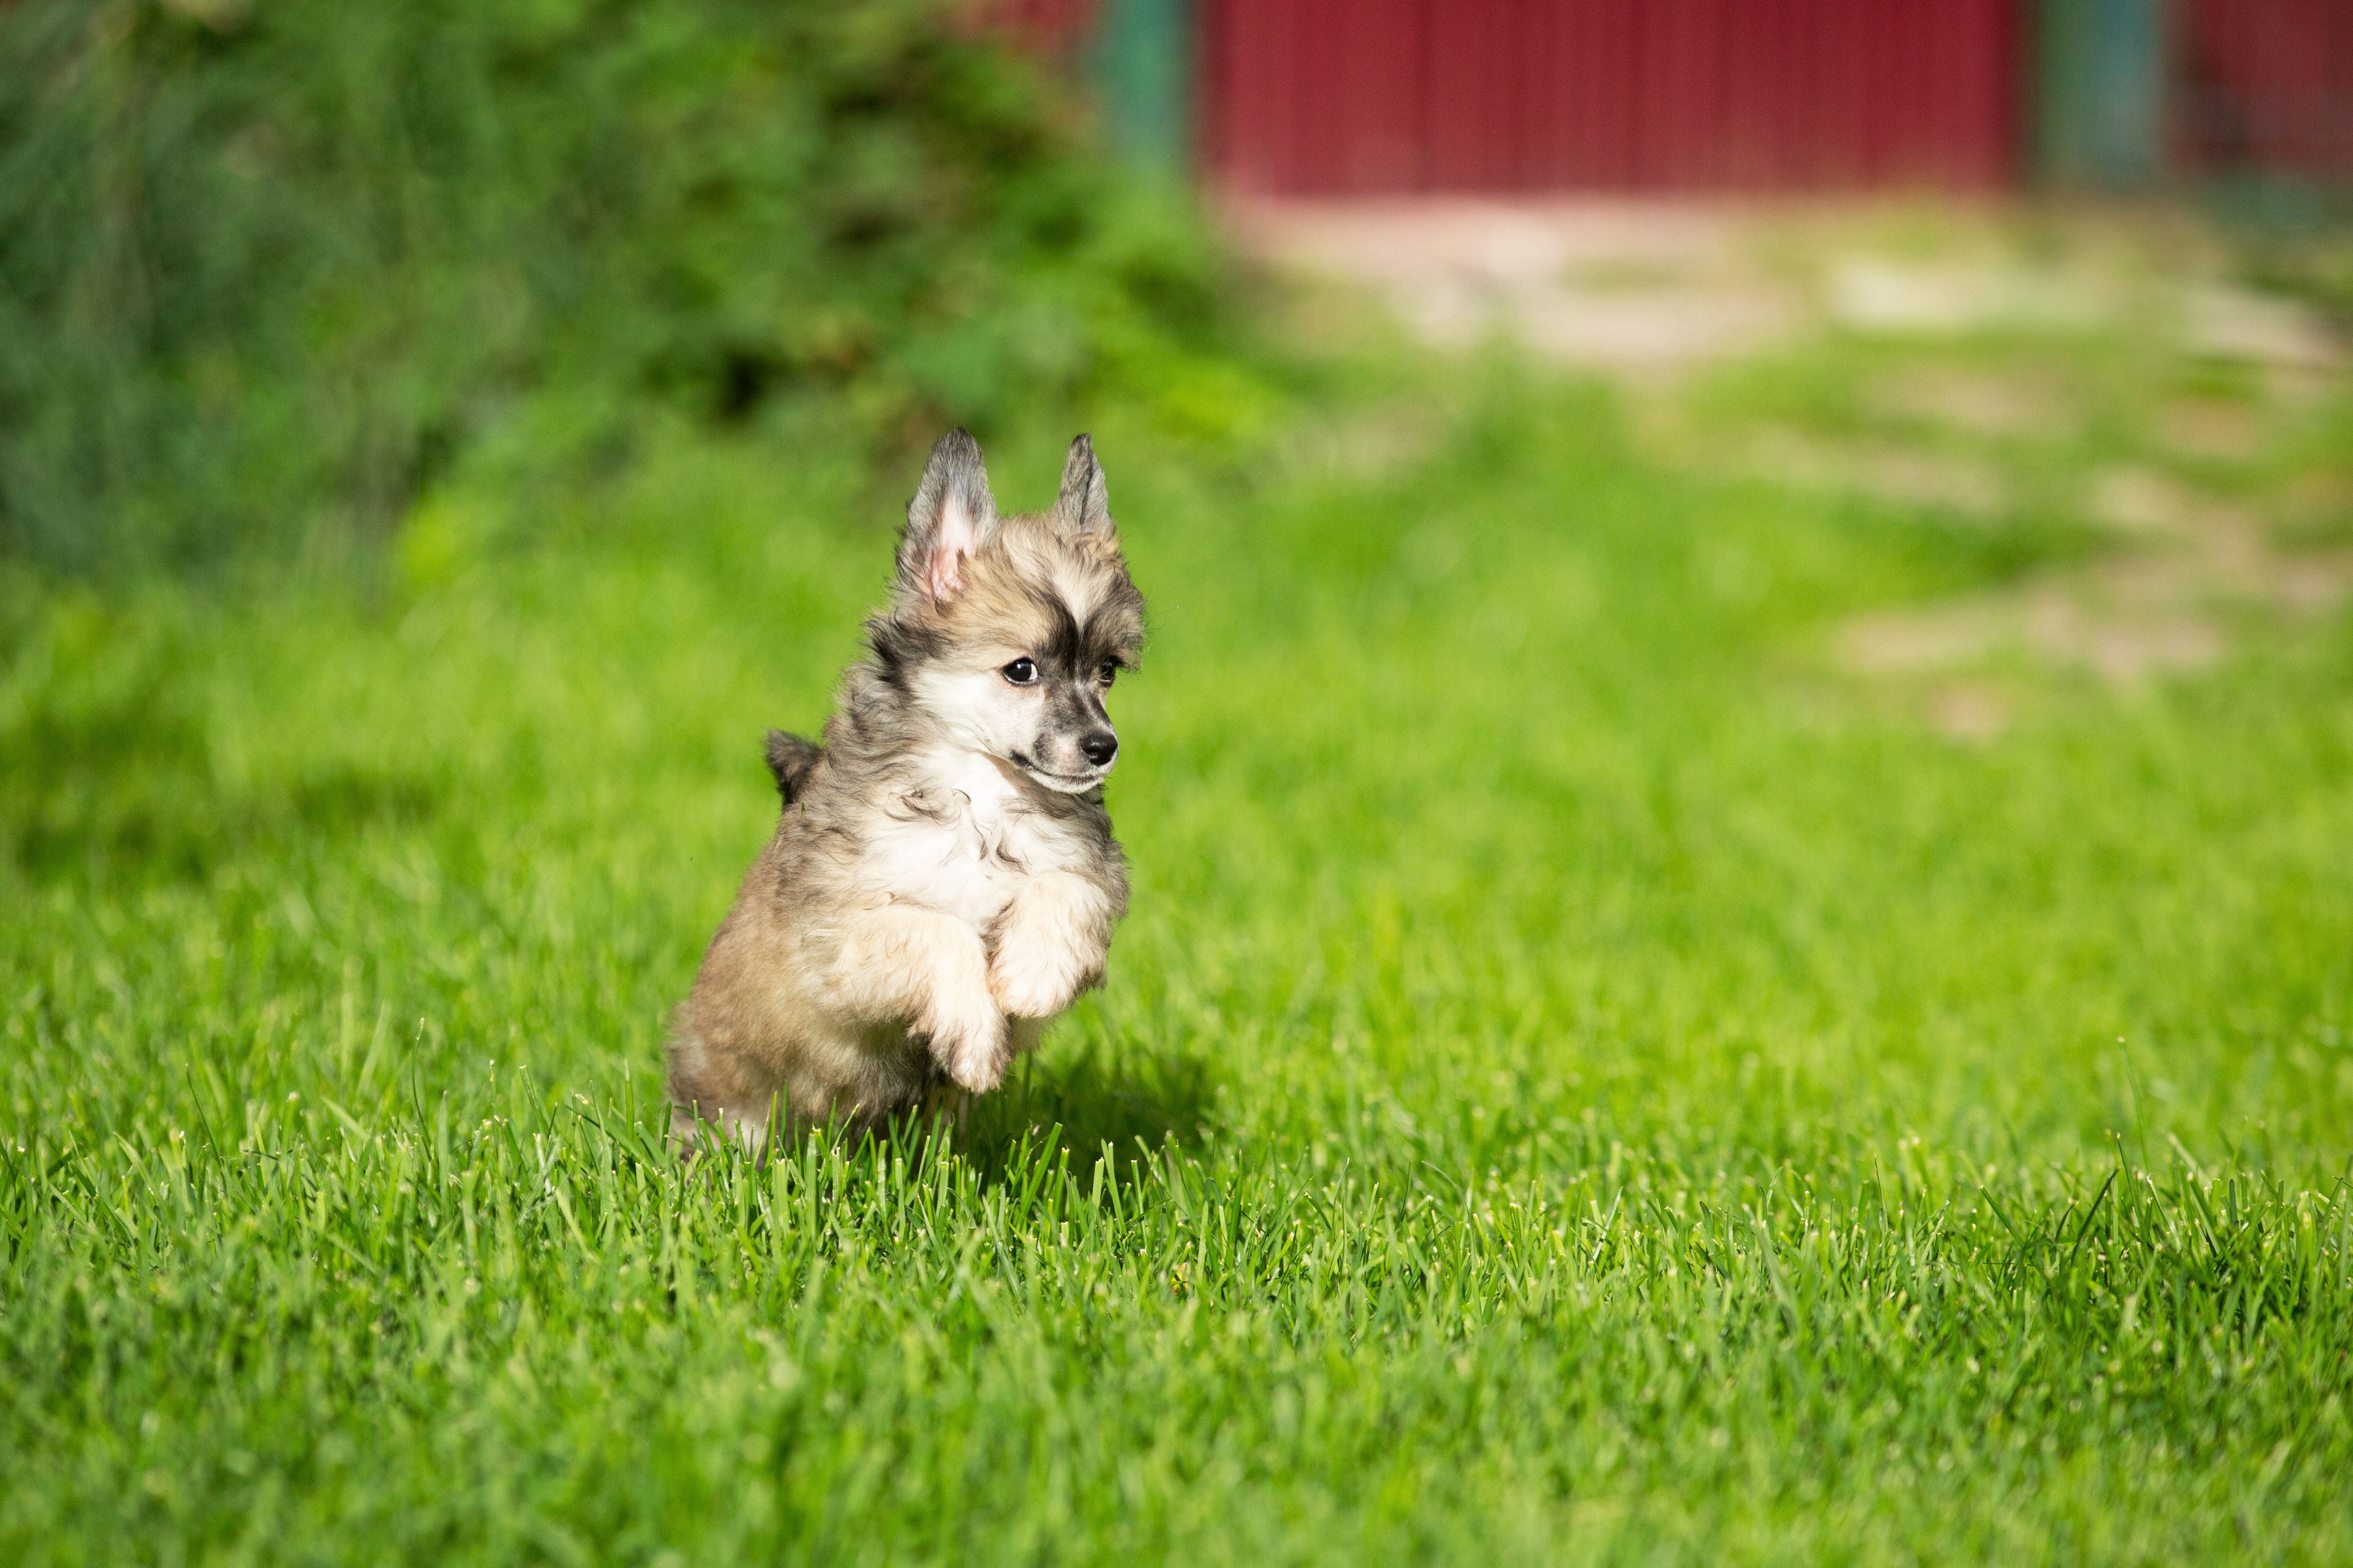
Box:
left=1002, top=658, right=1038, bottom=686
left=1097, top=660, right=1118, bottom=687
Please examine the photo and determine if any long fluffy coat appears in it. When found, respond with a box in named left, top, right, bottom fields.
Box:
left=665, top=432, right=1146, bottom=1149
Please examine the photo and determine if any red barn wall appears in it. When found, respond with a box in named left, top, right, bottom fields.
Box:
left=1198, top=0, right=2021, bottom=194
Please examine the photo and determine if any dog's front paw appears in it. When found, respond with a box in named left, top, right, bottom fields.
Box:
left=942, top=1032, right=1009, bottom=1093
left=989, top=939, right=1092, bottom=1020
left=927, top=999, right=1010, bottom=1094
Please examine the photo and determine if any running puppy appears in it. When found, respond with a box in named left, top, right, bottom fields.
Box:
left=666, top=431, right=1145, bottom=1152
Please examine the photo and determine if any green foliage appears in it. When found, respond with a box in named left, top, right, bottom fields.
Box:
left=0, top=0, right=1233, bottom=574
left=4, top=359, right=2352, bottom=1561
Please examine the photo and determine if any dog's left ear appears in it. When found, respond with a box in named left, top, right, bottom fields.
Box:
left=901, top=429, right=999, bottom=607
left=1054, top=433, right=1114, bottom=538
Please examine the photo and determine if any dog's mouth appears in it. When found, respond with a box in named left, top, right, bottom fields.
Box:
left=1010, top=752, right=1109, bottom=794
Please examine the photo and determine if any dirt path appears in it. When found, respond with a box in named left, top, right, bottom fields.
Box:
left=1231, top=197, right=2350, bottom=732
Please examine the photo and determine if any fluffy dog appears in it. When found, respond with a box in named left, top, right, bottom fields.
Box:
left=666, top=431, right=1145, bottom=1151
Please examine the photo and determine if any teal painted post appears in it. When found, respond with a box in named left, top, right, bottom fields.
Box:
left=1090, top=0, right=1192, bottom=168
left=2038, top=0, right=2169, bottom=188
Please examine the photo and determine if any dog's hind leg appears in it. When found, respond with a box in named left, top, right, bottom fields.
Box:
left=664, top=1032, right=783, bottom=1158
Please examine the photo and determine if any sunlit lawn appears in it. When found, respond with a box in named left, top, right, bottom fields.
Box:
left=5, top=333, right=2351, bottom=1562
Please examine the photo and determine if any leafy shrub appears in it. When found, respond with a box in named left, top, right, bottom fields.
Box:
left=0, top=0, right=1232, bottom=576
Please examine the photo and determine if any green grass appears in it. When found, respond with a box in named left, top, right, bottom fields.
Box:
left=5, top=355, right=2353, bottom=1564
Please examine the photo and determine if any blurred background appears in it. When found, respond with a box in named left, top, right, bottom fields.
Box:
left=3, top=0, right=2348, bottom=571
left=2, top=0, right=2348, bottom=580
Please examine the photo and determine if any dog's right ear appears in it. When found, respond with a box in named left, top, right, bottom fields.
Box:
left=899, top=430, right=998, bottom=607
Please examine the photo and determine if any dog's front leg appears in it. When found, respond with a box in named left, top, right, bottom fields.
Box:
left=987, top=872, right=1117, bottom=1021
left=826, top=905, right=1009, bottom=1093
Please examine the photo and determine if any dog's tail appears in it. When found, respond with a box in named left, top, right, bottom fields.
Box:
left=764, top=729, right=823, bottom=807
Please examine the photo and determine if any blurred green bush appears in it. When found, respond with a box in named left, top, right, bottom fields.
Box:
left=0, top=0, right=1235, bottom=576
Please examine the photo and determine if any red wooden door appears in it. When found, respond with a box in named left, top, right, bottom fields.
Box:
left=1200, top=0, right=2021, bottom=194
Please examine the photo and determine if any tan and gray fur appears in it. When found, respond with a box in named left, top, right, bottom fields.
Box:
left=666, top=431, right=1145, bottom=1152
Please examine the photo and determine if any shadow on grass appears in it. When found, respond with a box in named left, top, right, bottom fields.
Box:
left=955, top=1041, right=1220, bottom=1186
left=658, top=1041, right=1222, bottom=1212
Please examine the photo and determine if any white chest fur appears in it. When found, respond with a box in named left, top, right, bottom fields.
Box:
left=861, top=750, right=1090, bottom=930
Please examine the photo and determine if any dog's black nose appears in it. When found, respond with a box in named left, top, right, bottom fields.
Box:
left=1080, top=731, right=1118, bottom=767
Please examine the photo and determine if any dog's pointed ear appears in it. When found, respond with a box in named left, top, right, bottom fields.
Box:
left=899, top=430, right=999, bottom=606
left=1054, top=433, right=1114, bottom=537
